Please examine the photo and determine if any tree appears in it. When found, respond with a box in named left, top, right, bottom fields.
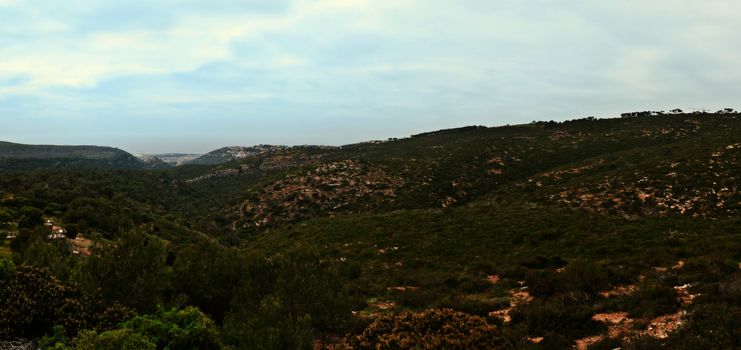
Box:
left=18, top=235, right=70, bottom=279
left=18, top=206, right=43, bottom=229
left=45, top=306, right=220, bottom=350
left=272, top=250, right=353, bottom=334
left=76, top=231, right=169, bottom=313
left=172, top=239, right=246, bottom=322
left=65, top=224, right=80, bottom=239
left=73, top=329, right=156, bottom=350
left=10, top=227, right=46, bottom=254
left=0, top=208, right=13, bottom=224
left=0, top=264, right=86, bottom=339
left=718, top=108, right=737, bottom=114
left=224, top=295, right=313, bottom=350
left=222, top=250, right=352, bottom=349
left=122, top=306, right=221, bottom=350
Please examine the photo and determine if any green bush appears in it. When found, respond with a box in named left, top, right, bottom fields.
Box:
left=39, top=325, right=72, bottom=350
left=75, top=231, right=169, bottom=313
left=512, top=296, right=602, bottom=340
left=122, top=306, right=221, bottom=350
left=626, top=281, right=680, bottom=319
left=526, top=260, right=610, bottom=297
left=680, top=257, right=738, bottom=284
left=18, top=206, right=43, bottom=229
left=73, top=329, right=156, bottom=350
left=663, top=303, right=741, bottom=349
left=42, top=306, right=220, bottom=350
left=224, top=295, right=313, bottom=350
left=172, top=240, right=246, bottom=322
left=0, top=208, right=13, bottom=224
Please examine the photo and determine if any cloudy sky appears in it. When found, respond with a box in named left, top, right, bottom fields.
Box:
left=1, top=0, right=739, bottom=153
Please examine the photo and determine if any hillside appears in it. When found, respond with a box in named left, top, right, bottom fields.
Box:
left=187, top=145, right=289, bottom=165
left=146, top=153, right=202, bottom=166
left=174, top=113, right=738, bottom=236
left=0, top=112, right=739, bottom=349
left=0, top=141, right=157, bottom=171
left=136, top=155, right=173, bottom=170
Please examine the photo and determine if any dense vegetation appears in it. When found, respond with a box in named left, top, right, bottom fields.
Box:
left=0, top=112, right=739, bottom=349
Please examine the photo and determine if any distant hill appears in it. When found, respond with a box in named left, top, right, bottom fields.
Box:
left=187, top=145, right=287, bottom=165
left=137, top=155, right=173, bottom=170
left=145, top=153, right=202, bottom=166
left=0, top=141, right=157, bottom=171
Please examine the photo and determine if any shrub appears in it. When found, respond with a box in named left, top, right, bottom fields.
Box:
left=122, top=306, right=221, bottom=350
left=526, top=260, right=610, bottom=298
left=680, top=257, right=738, bottom=284
left=512, top=296, right=602, bottom=339
left=73, top=329, right=156, bottom=350
left=224, top=295, right=313, bottom=350
left=626, top=281, right=680, bottom=319
left=346, top=309, right=505, bottom=350
left=0, top=208, right=13, bottom=224
left=0, top=264, right=86, bottom=339
left=664, top=303, right=741, bottom=349
left=18, top=206, right=43, bottom=229
left=75, top=231, right=169, bottom=313
left=171, top=240, right=246, bottom=323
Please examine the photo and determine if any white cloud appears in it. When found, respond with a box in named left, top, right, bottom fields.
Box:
left=2, top=0, right=741, bottom=151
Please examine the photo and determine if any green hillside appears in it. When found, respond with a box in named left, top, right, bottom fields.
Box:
left=0, top=112, right=739, bottom=349
left=0, top=141, right=159, bottom=170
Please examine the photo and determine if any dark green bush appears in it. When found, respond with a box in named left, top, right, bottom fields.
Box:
left=224, top=295, right=313, bottom=350
left=512, top=296, right=603, bottom=339
left=0, top=264, right=85, bottom=339
left=625, top=282, right=680, bottom=319
left=73, top=329, right=156, bottom=350
left=121, top=306, right=222, bottom=350
left=75, top=231, right=169, bottom=313
left=526, top=260, right=610, bottom=298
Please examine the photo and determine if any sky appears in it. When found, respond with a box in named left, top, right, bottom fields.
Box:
left=1, top=0, right=740, bottom=153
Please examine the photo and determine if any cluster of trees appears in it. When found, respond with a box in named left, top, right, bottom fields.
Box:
left=621, top=110, right=680, bottom=118
left=39, top=307, right=221, bottom=350
left=410, top=126, right=488, bottom=139
left=0, top=170, right=205, bottom=243
left=621, top=108, right=737, bottom=118
left=716, top=107, right=739, bottom=114
left=1, top=230, right=356, bottom=349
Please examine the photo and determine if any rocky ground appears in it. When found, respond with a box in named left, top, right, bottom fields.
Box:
left=234, top=160, right=405, bottom=229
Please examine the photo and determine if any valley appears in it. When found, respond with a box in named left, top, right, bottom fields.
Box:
left=0, top=112, right=739, bottom=349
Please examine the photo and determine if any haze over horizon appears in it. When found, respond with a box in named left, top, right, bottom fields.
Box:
left=2, top=0, right=740, bottom=154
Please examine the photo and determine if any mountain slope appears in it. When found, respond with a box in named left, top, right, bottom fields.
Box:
left=146, top=153, right=202, bottom=166
left=191, top=113, right=739, bottom=234
left=187, top=145, right=287, bottom=165
left=137, top=155, right=174, bottom=170
left=0, top=141, right=154, bottom=170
